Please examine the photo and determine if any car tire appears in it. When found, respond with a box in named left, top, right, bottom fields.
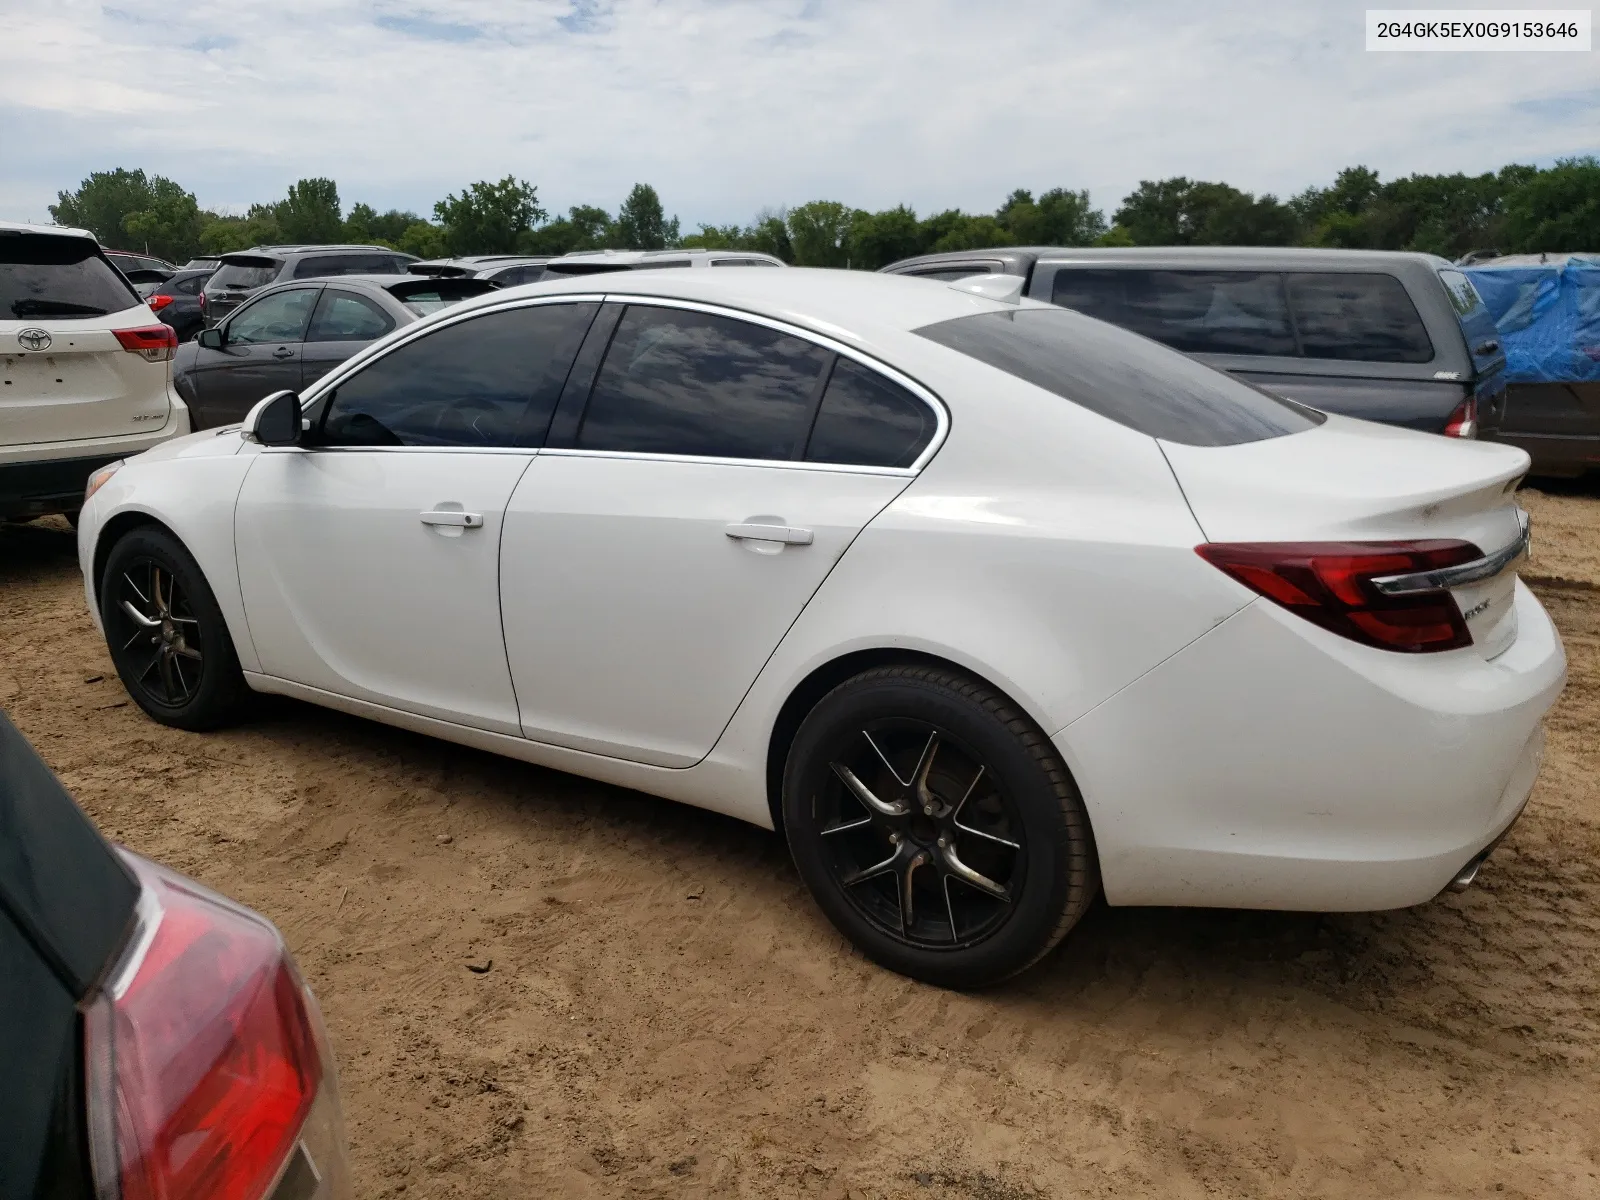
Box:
left=782, top=664, right=1099, bottom=988
left=100, top=526, right=251, bottom=731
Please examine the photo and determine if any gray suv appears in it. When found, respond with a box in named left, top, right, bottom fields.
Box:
left=882, top=247, right=1507, bottom=440
left=202, top=244, right=418, bottom=326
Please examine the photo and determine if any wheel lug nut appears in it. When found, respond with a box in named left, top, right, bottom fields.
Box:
left=889, top=832, right=901, bottom=845
left=937, top=835, right=947, bottom=847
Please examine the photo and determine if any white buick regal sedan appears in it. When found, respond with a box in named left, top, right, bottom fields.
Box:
left=77, top=268, right=1565, bottom=987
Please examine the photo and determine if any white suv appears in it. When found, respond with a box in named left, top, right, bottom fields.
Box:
left=2, top=221, right=189, bottom=522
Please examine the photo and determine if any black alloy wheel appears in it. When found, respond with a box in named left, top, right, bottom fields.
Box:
left=784, top=665, right=1099, bottom=989
left=101, top=527, right=250, bottom=731
left=819, top=720, right=1025, bottom=948
left=109, top=557, right=205, bottom=707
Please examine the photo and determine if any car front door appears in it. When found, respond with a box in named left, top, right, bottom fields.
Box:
left=187, top=287, right=319, bottom=429
left=300, top=287, right=397, bottom=390
left=499, top=301, right=942, bottom=767
left=233, top=300, right=599, bottom=733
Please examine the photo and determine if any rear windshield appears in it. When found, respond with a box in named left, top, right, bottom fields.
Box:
left=915, top=306, right=1323, bottom=446
left=542, top=261, right=634, bottom=276
left=1051, top=268, right=1434, bottom=364
left=0, top=232, right=140, bottom=319
left=209, top=262, right=280, bottom=291
left=390, top=279, right=499, bottom=316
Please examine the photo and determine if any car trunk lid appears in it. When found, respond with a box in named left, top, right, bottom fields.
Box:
left=1163, top=415, right=1531, bottom=659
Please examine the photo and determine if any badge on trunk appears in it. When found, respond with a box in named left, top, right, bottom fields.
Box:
left=17, top=328, right=51, bottom=352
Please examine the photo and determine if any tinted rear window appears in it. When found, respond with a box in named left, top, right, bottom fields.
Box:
left=1052, top=269, right=1298, bottom=356
left=293, top=254, right=402, bottom=279
left=209, top=262, right=280, bottom=290
left=0, top=233, right=140, bottom=319
left=1285, top=273, right=1433, bottom=362
left=915, top=306, right=1323, bottom=446
left=390, top=279, right=498, bottom=316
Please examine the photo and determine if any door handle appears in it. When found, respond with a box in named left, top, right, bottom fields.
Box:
left=1475, top=340, right=1500, bottom=356
left=420, top=510, right=484, bottom=528
left=725, top=522, right=813, bottom=545
left=272, top=346, right=295, bottom=359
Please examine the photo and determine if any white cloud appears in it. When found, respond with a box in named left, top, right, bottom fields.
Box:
left=1, top=0, right=1595, bottom=225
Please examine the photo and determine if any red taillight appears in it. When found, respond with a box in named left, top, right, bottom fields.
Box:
left=147, top=294, right=175, bottom=312
left=1443, top=397, right=1478, bottom=438
left=198, top=292, right=207, bottom=308
left=114, top=324, right=179, bottom=363
left=1196, top=540, right=1481, bottom=652
left=85, top=856, right=325, bottom=1200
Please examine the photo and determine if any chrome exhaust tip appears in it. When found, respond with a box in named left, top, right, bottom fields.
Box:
left=1446, top=858, right=1482, bottom=893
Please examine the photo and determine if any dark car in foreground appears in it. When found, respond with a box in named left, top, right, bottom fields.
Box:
left=883, top=247, right=1507, bottom=440
left=140, top=266, right=214, bottom=342
left=202, top=245, right=419, bottom=326
left=176, top=273, right=498, bottom=428
left=0, top=709, right=349, bottom=1200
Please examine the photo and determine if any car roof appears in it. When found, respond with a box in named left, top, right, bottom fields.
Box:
left=249, top=244, right=410, bottom=255
left=552, top=248, right=781, bottom=264
left=0, top=219, right=97, bottom=241
left=886, top=245, right=1452, bottom=272
left=443, top=265, right=1032, bottom=346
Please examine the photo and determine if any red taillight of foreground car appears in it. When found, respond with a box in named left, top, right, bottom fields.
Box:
left=84, top=854, right=336, bottom=1200
left=147, top=293, right=175, bottom=312
left=1443, top=397, right=1478, bottom=438
left=1196, top=540, right=1481, bottom=652
left=114, top=324, right=179, bottom=363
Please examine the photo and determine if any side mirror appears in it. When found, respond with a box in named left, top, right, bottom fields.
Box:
left=243, top=390, right=303, bottom=448
left=197, top=327, right=224, bottom=350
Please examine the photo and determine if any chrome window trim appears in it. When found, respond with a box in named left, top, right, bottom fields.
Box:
left=1370, top=510, right=1531, bottom=596
left=588, top=292, right=950, bottom=472
left=296, top=289, right=951, bottom=472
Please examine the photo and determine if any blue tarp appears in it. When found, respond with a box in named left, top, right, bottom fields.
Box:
left=1463, top=255, right=1600, bottom=384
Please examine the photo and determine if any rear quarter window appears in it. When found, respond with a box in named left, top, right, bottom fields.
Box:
left=915, top=306, right=1323, bottom=447
left=1284, top=272, right=1434, bottom=363
left=1, top=233, right=141, bottom=318
left=209, top=262, right=280, bottom=290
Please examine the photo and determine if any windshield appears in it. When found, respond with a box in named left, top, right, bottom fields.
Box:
left=0, top=232, right=140, bottom=319
left=208, top=262, right=281, bottom=291
left=916, top=306, right=1323, bottom=446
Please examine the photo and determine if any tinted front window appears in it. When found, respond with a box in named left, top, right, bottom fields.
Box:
left=226, top=289, right=318, bottom=344
left=307, top=290, right=394, bottom=342
left=209, top=262, right=280, bottom=290
left=0, top=234, right=139, bottom=318
left=806, top=358, right=934, bottom=468
left=576, top=305, right=830, bottom=459
left=1052, top=269, right=1298, bottom=356
left=1285, top=273, right=1433, bottom=362
left=916, top=307, right=1322, bottom=447
left=320, top=302, right=597, bottom=448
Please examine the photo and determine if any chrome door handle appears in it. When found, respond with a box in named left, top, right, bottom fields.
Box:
left=272, top=347, right=295, bottom=359
left=420, top=510, right=484, bottom=528
left=725, top=522, right=813, bottom=546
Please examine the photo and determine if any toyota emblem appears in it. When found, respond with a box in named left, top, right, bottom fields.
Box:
left=17, top=328, right=51, bottom=352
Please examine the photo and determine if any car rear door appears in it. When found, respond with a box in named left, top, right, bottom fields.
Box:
left=300, top=286, right=398, bottom=389
left=187, top=286, right=318, bottom=429
left=499, top=301, right=941, bottom=767
left=1, top=231, right=166, bottom=447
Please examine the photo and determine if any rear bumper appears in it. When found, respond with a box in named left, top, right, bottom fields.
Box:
left=0, top=399, right=191, bottom=518
left=1059, top=579, right=1565, bottom=911
left=1491, top=431, right=1600, bottom=477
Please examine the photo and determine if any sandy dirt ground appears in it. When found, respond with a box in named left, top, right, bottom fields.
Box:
left=2, top=482, right=1598, bottom=1200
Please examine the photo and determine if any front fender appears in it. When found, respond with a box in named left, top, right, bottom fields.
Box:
left=78, top=435, right=260, bottom=673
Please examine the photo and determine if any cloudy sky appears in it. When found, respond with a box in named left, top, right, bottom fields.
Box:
left=1, top=0, right=1595, bottom=228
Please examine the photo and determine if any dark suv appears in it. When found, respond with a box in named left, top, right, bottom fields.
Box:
left=0, top=708, right=350, bottom=1200
left=202, top=245, right=418, bottom=326
left=882, top=247, right=1507, bottom=439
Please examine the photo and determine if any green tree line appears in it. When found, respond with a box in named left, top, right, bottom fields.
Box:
left=48, top=159, right=1599, bottom=270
